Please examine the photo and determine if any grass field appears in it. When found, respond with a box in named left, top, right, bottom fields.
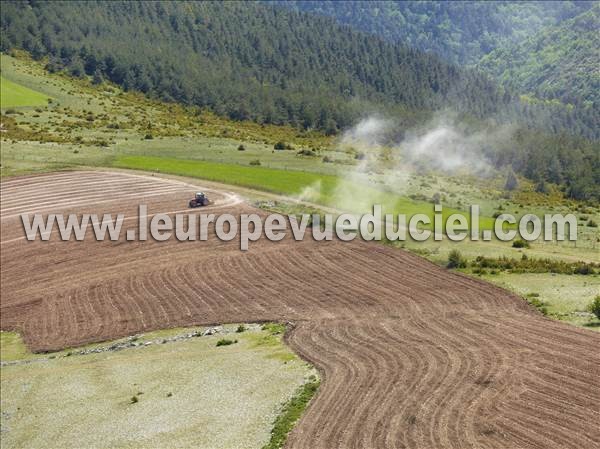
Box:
left=0, top=76, right=50, bottom=108
left=0, top=325, right=316, bottom=449
left=114, top=155, right=497, bottom=229
left=479, top=273, right=600, bottom=328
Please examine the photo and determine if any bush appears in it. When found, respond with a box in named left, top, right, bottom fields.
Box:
left=526, top=296, right=548, bottom=316
left=216, top=338, right=237, bottom=347
left=237, top=144, right=246, bottom=151
left=261, top=322, right=286, bottom=335
left=322, top=155, right=333, bottom=163
left=130, top=395, right=139, bottom=404
left=512, top=239, right=529, bottom=248
left=249, top=159, right=261, bottom=166
left=574, top=264, right=594, bottom=275
left=297, top=149, right=316, bottom=157
left=274, top=141, right=286, bottom=150
left=144, top=133, right=154, bottom=140
left=587, top=219, right=598, bottom=228
left=447, top=250, right=466, bottom=269
left=236, top=324, right=246, bottom=333
left=589, top=296, right=600, bottom=319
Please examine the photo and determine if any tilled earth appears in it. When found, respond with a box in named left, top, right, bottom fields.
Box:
left=1, top=171, right=599, bottom=449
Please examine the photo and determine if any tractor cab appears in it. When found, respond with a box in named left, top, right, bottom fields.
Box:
left=189, top=191, right=209, bottom=208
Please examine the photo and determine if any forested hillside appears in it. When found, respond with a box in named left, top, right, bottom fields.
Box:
left=280, top=1, right=598, bottom=124
left=1, top=0, right=595, bottom=139
left=279, top=1, right=592, bottom=66
left=480, top=4, right=600, bottom=107
left=1, top=1, right=598, bottom=200
left=0, top=0, right=500, bottom=133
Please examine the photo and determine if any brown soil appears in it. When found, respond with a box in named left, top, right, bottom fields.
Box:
left=1, top=171, right=599, bottom=449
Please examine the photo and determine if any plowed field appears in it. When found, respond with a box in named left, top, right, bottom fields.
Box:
left=1, top=171, right=598, bottom=449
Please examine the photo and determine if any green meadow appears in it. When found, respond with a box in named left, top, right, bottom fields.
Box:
left=114, top=155, right=497, bottom=229
left=1, top=75, right=50, bottom=108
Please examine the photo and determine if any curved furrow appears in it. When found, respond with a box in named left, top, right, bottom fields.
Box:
left=285, top=321, right=363, bottom=449
left=329, top=321, right=399, bottom=448
left=151, top=267, right=195, bottom=321
left=2, top=172, right=599, bottom=448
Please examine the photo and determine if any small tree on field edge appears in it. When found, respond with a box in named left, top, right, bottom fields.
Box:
left=590, top=296, right=600, bottom=320
left=447, top=250, right=465, bottom=269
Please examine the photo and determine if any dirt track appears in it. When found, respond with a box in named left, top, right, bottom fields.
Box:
left=1, top=171, right=599, bottom=449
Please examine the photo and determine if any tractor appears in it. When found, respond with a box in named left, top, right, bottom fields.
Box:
left=188, top=192, right=210, bottom=208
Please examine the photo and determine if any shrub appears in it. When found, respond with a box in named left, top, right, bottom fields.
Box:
left=274, top=141, right=286, bottom=150
left=447, top=250, right=466, bottom=269
left=589, top=296, right=600, bottom=320
left=322, top=155, right=332, bottom=163
left=144, top=133, right=154, bottom=140
left=297, top=149, right=316, bottom=157
left=216, top=338, right=237, bottom=347
left=526, top=296, right=548, bottom=316
left=261, top=322, right=286, bottom=335
left=587, top=219, right=598, bottom=228
left=237, top=144, right=246, bottom=151
left=130, top=395, right=138, bottom=404
left=236, top=324, right=246, bottom=333
left=249, top=159, right=261, bottom=166
left=574, top=264, right=593, bottom=275
left=512, top=239, right=529, bottom=248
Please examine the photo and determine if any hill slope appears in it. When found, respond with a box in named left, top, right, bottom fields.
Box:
left=278, top=0, right=598, bottom=132
left=479, top=4, right=600, bottom=107
left=0, top=0, right=503, bottom=132
left=278, top=1, right=592, bottom=67
left=1, top=0, right=595, bottom=139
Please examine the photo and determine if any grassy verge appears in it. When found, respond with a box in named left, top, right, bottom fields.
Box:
left=478, top=272, right=600, bottom=329
left=0, top=75, right=51, bottom=108
left=262, top=377, right=320, bottom=449
left=113, top=155, right=496, bottom=229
